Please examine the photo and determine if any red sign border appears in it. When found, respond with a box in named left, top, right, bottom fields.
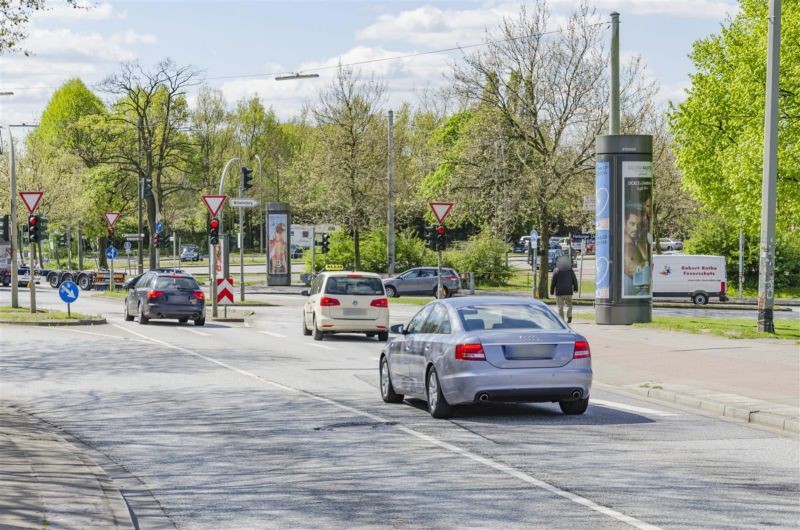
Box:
left=202, top=195, right=228, bottom=217
left=103, top=211, right=121, bottom=227
left=19, top=192, right=44, bottom=214
left=429, top=202, right=454, bottom=224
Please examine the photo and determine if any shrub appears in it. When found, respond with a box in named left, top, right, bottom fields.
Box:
left=443, top=231, right=511, bottom=286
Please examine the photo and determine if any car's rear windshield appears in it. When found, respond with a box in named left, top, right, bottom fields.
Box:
left=457, top=304, right=564, bottom=331
left=155, top=276, right=199, bottom=290
left=325, top=276, right=384, bottom=296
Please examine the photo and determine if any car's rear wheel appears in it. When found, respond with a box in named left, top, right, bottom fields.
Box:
left=380, top=356, right=403, bottom=403
left=692, top=292, right=709, bottom=305
left=312, top=316, right=324, bottom=341
left=433, top=286, right=449, bottom=299
left=302, top=313, right=312, bottom=336
left=195, top=317, right=206, bottom=326
left=138, top=303, right=149, bottom=325
left=377, top=331, right=389, bottom=342
left=77, top=274, right=92, bottom=290
left=559, top=397, right=589, bottom=415
left=385, top=285, right=397, bottom=298
left=426, top=367, right=452, bottom=419
left=48, top=272, right=60, bottom=288
left=124, top=302, right=134, bottom=322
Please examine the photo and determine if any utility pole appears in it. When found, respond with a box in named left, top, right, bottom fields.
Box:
left=757, top=0, right=781, bottom=333
left=77, top=223, right=83, bottom=270
left=2, top=123, right=19, bottom=307
left=387, top=110, right=396, bottom=275
left=738, top=221, right=744, bottom=302
left=610, top=12, right=620, bottom=135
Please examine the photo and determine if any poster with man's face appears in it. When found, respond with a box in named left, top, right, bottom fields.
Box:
left=268, top=214, right=288, bottom=275
left=621, top=161, right=653, bottom=298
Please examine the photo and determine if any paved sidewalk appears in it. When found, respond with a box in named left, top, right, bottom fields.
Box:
left=572, top=323, right=800, bottom=434
left=0, top=404, right=133, bottom=529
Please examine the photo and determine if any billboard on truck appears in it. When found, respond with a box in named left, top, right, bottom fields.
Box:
left=652, top=254, right=728, bottom=305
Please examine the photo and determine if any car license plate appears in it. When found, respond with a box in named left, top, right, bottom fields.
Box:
left=168, top=295, right=189, bottom=304
left=503, top=344, right=555, bottom=360
left=342, top=308, right=366, bottom=317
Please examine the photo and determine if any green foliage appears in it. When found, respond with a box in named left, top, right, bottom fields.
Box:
left=443, top=231, right=511, bottom=286
left=304, top=230, right=354, bottom=272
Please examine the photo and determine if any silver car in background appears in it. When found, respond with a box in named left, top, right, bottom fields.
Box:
left=379, top=297, right=592, bottom=418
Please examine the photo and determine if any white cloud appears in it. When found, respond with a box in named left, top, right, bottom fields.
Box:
left=21, top=28, right=156, bottom=62
left=33, top=2, right=126, bottom=22
left=110, top=29, right=158, bottom=46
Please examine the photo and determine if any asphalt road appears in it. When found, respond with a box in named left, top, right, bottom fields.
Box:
left=1, top=289, right=798, bottom=529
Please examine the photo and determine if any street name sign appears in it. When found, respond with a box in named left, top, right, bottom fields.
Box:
left=429, top=202, right=453, bottom=224
left=19, top=192, right=44, bottom=213
left=230, top=198, right=258, bottom=208
left=103, top=212, right=120, bottom=226
left=217, top=277, right=234, bottom=305
left=123, top=233, right=144, bottom=240
left=202, top=195, right=228, bottom=217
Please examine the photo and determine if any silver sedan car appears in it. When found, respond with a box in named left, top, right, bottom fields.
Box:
left=379, top=297, right=592, bottom=418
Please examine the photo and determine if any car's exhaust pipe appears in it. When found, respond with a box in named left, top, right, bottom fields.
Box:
left=571, top=390, right=582, bottom=399
left=478, top=393, right=489, bottom=402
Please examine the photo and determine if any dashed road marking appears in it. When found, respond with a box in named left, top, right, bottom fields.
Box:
left=307, top=342, right=336, bottom=350
left=259, top=331, right=286, bottom=338
left=107, top=322, right=660, bottom=530
left=591, top=399, right=678, bottom=417
left=176, top=327, right=211, bottom=337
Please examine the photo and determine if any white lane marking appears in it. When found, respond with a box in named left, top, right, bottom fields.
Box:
left=61, top=327, right=153, bottom=345
left=307, top=342, right=335, bottom=351
left=176, top=327, right=211, bottom=337
left=259, top=331, right=286, bottom=338
left=243, top=321, right=250, bottom=328
left=591, top=399, right=677, bottom=417
left=107, top=322, right=660, bottom=530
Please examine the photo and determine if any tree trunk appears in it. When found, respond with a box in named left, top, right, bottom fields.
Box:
left=353, top=226, right=360, bottom=271
left=98, top=236, right=108, bottom=269
left=537, top=217, right=550, bottom=299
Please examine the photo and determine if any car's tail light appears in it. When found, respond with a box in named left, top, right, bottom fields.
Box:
left=147, top=290, right=164, bottom=300
left=370, top=298, right=388, bottom=308
left=443, top=275, right=458, bottom=281
left=573, top=340, right=591, bottom=359
left=455, top=343, right=486, bottom=361
left=192, top=291, right=205, bottom=301
left=720, top=281, right=726, bottom=294
left=320, top=297, right=340, bottom=307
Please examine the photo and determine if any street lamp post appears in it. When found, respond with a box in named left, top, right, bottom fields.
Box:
left=1, top=122, right=19, bottom=307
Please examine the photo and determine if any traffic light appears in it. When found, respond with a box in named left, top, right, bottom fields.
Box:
left=425, top=225, right=436, bottom=251
left=142, top=176, right=153, bottom=198
left=209, top=217, right=220, bottom=245
left=38, top=216, right=49, bottom=241
left=436, top=225, right=446, bottom=251
left=107, top=227, right=115, bottom=246
left=241, top=167, right=253, bottom=191
left=28, top=215, right=39, bottom=242
left=320, top=233, right=330, bottom=254
left=59, top=234, right=67, bottom=246
left=0, top=214, right=8, bottom=241
left=160, top=234, right=171, bottom=248
left=153, top=233, right=161, bottom=247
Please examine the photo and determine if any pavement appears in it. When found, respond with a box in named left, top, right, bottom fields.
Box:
left=1, top=291, right=797, bottom=528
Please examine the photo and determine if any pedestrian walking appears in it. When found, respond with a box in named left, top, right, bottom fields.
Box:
left=550, top=256, right=578, bottom=323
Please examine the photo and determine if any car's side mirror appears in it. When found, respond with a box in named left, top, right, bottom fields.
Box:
left=389, top=324, right=406, bottom=334
left=300, top=289, right=310, bottom=296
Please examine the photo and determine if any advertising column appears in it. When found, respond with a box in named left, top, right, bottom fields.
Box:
left=595, top=135, right=652, bottom=324
left=266, top=203, right=292, bottom=286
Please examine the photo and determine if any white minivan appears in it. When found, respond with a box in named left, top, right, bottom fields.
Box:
left=652, top=254, right=729, bottom=305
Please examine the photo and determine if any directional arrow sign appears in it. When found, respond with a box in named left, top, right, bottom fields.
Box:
left=58, top=280, right=79, bottom=303
left=217, top=277, right=234, bottom=305
left=155, top=220, right=163, bottom=234
left=230, top=198, right=259, bottom=208
left=429, top=202, right=454, bottom=224
left=202, top=195, right=228, bottom=217
left=105, top=246, right=118, bottom=260
left=19, top=192, right=44, bottom=213
left=104, top=211, right=121, bottom=226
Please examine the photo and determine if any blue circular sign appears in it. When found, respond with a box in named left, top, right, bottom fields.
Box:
left=105, top=246, right=118, bottom=260
left=58, top=280, right=80, bottom=303
left=124, top=241, right=132, bottom=250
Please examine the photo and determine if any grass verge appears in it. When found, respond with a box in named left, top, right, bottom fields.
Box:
left=633, top=316, right=800, bottom=342
left=0, top=306, right=98, bottom=322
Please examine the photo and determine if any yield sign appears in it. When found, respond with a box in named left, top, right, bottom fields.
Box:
left=202, top=195, right=227, bottom=217
left=217, top=277, right=234, bottom=305
left=19, top=192, right=44, bottom=213
left=429, top=202, right=454, bottom=224
left=104, top=211, right=121, bottom=226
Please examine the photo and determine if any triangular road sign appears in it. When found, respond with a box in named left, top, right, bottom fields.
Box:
left=104, top=212, right=121, bottom=226
left=202, top=195, right=228, bottom=217
left=429, top=202, right=454, bottom=224
left=19, top=192, right=44, bottom=213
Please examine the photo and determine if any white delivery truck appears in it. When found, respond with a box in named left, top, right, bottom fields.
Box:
left=652, top=254, right=729, bottom=305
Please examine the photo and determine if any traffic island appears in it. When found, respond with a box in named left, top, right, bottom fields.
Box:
left=0, top=306, right=106, bottom=326
left=208, top=307, right=255, bottom=323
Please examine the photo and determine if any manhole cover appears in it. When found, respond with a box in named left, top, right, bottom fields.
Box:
left=315, top=420, right=397, bottom=432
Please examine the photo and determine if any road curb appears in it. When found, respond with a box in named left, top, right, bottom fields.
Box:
left=613, top=383, right=799, bottom=435
left=0, top=318, right=107, bottom=326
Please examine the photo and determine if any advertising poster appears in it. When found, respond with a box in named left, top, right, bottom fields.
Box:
left=268, top=214, right=289, bottom=275
left=621, top=161, right=653, bottom=298
left=595, top=160, right=610, bottom=300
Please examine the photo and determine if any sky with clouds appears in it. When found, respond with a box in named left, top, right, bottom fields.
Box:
left=0, top=0, right=740, bottom=126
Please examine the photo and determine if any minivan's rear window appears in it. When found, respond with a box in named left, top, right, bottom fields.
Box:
left=325, top=277, right=384, bottom=296
left=155, top=276, right=199, bottom=290
left=458, top=304, right=564, bottom=331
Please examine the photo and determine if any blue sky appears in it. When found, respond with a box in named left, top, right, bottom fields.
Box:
left=0, top=0, right=740, bottom=125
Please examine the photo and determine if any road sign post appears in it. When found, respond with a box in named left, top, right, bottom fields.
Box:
left=429, top=202, right=454, bottom=298
left=217, top=277, right=234, bottom=318
left=104, top=213, right=120, bottom=292
left=20, top=191, right=43, bottom=314
left=202, top=195, right=228, bottom=318
left=58, top=280, right=79, bottom=318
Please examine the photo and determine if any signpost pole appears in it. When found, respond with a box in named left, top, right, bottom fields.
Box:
left=109, top=248, right=114, bottom=292
left=29, top=236, right=36, bottom=313
left=67, top=302, right=70, bottom=318
left=578, top=242, right=585, bottom=298
left=437, top=250, right=443, bottom=299
left=739, top=223, right=744, bottom=302
left=239, top=201, right=245, bottom=301
left=212, top=245, right=218, bottom=318
left=311, top=226, right=316, bottom=279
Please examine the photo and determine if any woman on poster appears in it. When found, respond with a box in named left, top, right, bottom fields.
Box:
left=269, top=222, right=287, bottom=274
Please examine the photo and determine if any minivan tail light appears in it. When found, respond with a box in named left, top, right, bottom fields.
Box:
left=147, top=290, right=164, bottom=300
left=573, top=340, right=591, bottom=359
left=455, top=343, right=486, bottom=361
left=370, top=298, right=388, bottom=308
left=720, top=281, right=726, bottom=294
left=320, top=297, right=340, bottom=307
left=192, top=291, right=205, bottom=301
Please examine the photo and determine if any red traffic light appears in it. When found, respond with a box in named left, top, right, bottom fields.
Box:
left=209, top=218, right=219, bottom=229
left=28, top=216, right=38, bottom=225
left=108, top=228, right=114, bottom=236
left=437, top=225, right=445, bottom=235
